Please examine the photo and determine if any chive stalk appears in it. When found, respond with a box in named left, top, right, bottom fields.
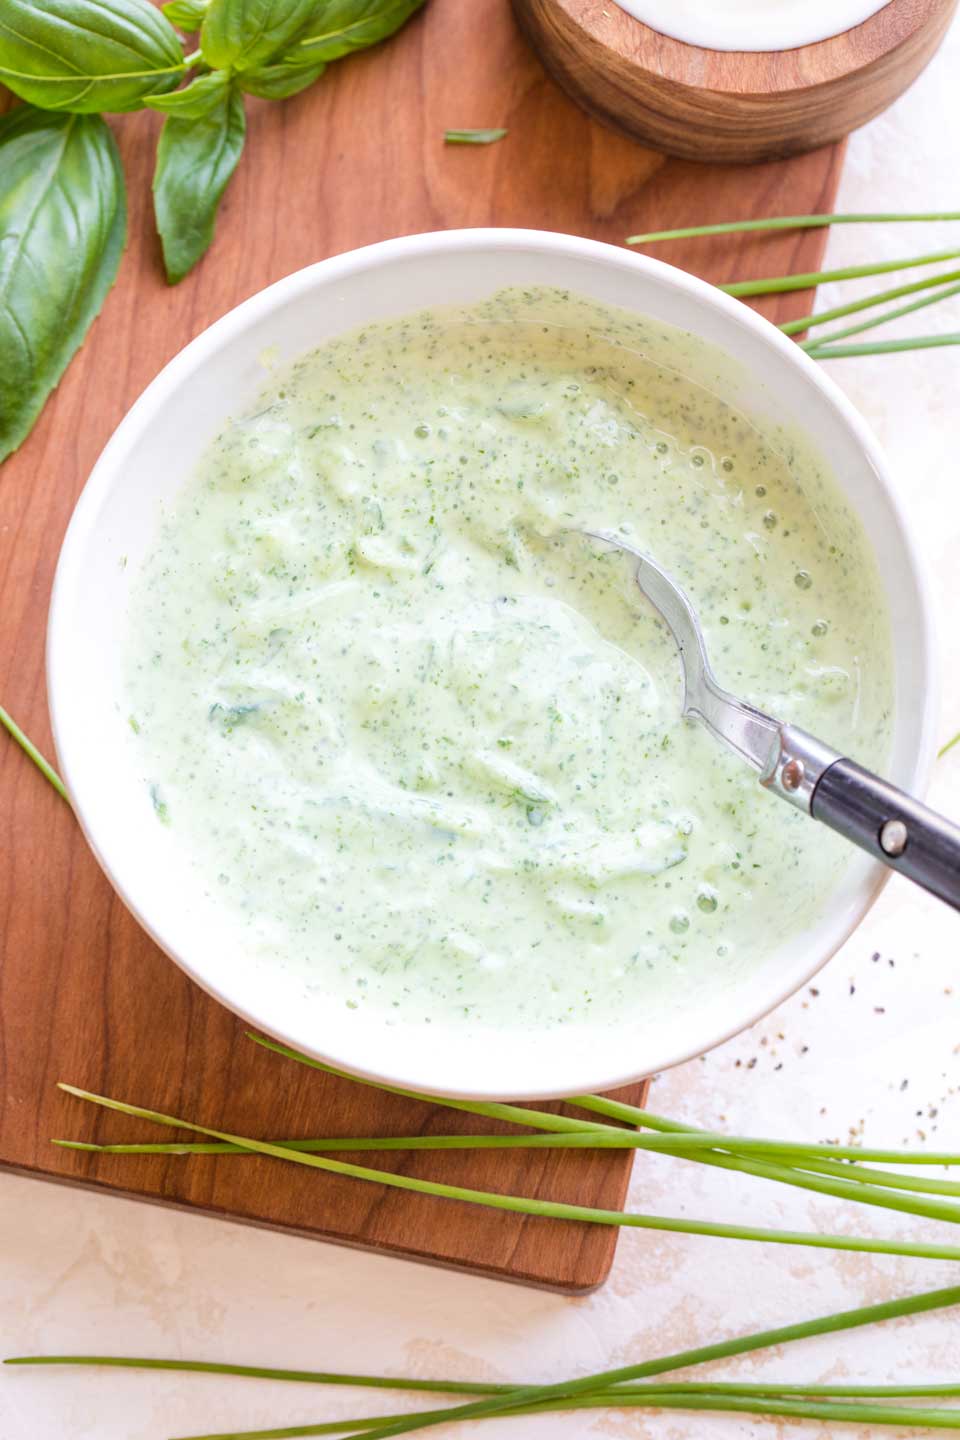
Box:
left=175, top=1395, right=960, bottom=1440
left=0, top=704, right=69, bottom=802
left=12, top=1355, right=960, bottom=1403
left=246, top=1035, right=606, bottom=1135
left=55, top=1129, right=960, bottom=1170
left=626, top=212, right=960, bottom=245
left=3, top=1355, right=502, bottom=1394
left=781, top=266, right=960, bottom=336
left=780, top=1155, right=960, bottom=1199
left=721, top=249, right=960, bottom=298
left=808, top=332, right=960, bottom=359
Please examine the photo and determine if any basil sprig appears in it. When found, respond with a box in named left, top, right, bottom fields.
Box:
left=0, top=0, right=427, bottom=465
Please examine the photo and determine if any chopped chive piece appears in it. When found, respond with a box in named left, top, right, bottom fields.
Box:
left=443, top=128, right=507, bottom=145
left=148, top=783, right=170, bottom=823
left=626, top=212, right=960, bottom=245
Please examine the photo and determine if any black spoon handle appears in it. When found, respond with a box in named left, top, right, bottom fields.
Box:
left=762, top=725, right=960, bottom=912
left=810, top=759, right=960, bottom=911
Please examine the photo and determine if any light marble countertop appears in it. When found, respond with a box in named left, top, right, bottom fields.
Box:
left=4, top=19, right=960, bottom=1440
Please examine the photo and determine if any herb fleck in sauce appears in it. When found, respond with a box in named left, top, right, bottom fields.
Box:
left=125, top=289, right=893, bottom=1029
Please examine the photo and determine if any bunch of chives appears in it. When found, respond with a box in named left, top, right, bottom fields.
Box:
left=626, top=211, right=960, bottom=357
left=45, top=1030, right=960, bottom=1269
left=8, top=1284, right=960, bottom=1439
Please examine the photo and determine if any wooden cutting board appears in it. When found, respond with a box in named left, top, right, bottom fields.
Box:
left=0, top=0, right=844, bottom=1293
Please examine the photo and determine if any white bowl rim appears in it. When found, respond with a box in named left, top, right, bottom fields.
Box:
left=47, top=227, right=939, bottom=1100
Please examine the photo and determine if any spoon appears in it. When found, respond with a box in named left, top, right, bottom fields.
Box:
left=584, top=530, right=960, bottom=912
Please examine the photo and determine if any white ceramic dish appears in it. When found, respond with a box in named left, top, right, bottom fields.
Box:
left=611, top=0, right=892, bottom=53
left=47, top=229, right=936, bottom=1100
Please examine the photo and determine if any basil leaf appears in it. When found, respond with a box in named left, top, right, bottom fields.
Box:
left=0, top=108, right=126, bottom=465
left=0, top=0, right=185, bottom=114
left=145, top=70, right=230, bottom=116
left=200, top=0, right=321, bottom=72
left=153, top=85, right=246, bottom=284
left=163, top=0, right=208, bottom=31
left=295, top=0, right=426, bottom=63
left=238, top=58, right=326, bottom=100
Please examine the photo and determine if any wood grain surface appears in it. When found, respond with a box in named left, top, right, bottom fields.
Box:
left=0, top=0, right=844, bottom=1292
left=513, top=0, right=957, bottom=163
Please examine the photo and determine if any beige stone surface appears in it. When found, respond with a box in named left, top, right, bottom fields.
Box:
left=4, top=18, right=960, bottom=1436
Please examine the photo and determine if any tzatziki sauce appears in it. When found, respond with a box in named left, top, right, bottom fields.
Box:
left=124, top=289, right=892, bottom=1031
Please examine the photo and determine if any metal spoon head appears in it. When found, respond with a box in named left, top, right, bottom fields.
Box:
left=579, top=529, right=780, bottom=773
left=579, top=529, right=712, bottom=718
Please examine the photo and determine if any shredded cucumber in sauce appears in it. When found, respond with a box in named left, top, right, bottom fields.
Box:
left=125, top=289, right=892, bottom=1029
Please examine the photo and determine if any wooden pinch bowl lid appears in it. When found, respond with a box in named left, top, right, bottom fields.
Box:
left=511, top=0, right=958, bottom=163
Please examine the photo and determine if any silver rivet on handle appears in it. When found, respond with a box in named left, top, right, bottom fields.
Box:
left=880, top=819, right=908, bottom=857
left=781, top=758, right=805, bottom=792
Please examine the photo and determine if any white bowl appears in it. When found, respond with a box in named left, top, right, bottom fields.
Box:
left=48, top=229, right=936, bottom=1100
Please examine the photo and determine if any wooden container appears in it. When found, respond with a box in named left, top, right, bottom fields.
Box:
left=512, top=0, right=957, bottom=163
